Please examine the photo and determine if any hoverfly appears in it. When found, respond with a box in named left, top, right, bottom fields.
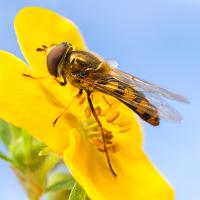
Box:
left=31, top=42, right=189, bottom=176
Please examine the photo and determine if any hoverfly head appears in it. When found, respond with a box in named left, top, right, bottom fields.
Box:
left=47, top=42, right=73, bottom=77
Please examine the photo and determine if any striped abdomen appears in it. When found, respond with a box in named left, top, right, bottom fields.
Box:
left=116, top=84, right=160, bottom=126
left=120, top=95, right=160, bottom=126
left=99, top=78, right=160, bottom=126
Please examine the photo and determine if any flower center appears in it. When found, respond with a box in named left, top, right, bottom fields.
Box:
left=74, top=92, right=132, bottom=154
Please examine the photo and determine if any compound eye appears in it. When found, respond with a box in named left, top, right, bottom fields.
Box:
left=47, top=42, right=69, bottom=77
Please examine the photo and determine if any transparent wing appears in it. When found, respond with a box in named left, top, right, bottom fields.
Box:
left=110, top=68, right=190, bottom=104
left=96, top=78, right=183, bottom=122
left=143, top=92, right=182, bottom=122
left=72, top=72, right=183, bottom=122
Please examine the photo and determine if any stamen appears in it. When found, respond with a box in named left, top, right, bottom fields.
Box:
left=79, top=96, right=86, bottom=105
left=103, top=95, right=112, bottom=107
left=100, top=108, right=109, bottom=116
left=117, top=119, right=132, bottom=127
left=86, top=122, right=98, bottom=130
left=106, top=111, right=120, bottom=123
left=95, top=106, right=101, bottom=115
left=119, top=126, right=132, bottom=133
left=88, top=126, right=118, bottom=154
left=85, top=106, right=91, bottom=118
left=100, top=128, right=113, bottom=141
left=89, top=135, right=118, bottom=153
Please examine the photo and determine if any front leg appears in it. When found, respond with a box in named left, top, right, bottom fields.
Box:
left=53, top=89, right=83, bottom=126
left=23, top=73, right=67, bottom=86
left=23, top=73, right=48, bottom=79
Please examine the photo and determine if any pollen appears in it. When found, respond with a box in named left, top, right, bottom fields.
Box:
left=77, top=93, right=122, bottom=154
left=88, top=128, right=119, bottom=153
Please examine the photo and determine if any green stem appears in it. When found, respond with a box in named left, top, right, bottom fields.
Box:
left=12, top=166, right=44, bottom=200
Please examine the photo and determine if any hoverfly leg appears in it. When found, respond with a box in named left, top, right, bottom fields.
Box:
left=75, top=89, right=83, bottom=98
left=86, top=90, right=117, bottom=177
left=22, top=73, right=48, bottom=79
left=52, top=77, right=67, bottom=86
left=23, top=74, right=67, bottom=86
left=53, top=89, right=83, bottom=126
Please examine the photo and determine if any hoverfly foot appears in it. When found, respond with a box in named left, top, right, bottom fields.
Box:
left=52, top=113, right=63, bottom=127
left=75, top=89, right=83, bottom=98
left=52, top=119, right=58, bottom=127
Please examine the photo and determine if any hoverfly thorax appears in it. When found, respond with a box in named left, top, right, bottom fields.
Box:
left=69, top=51, right=101, bottom=72
left=68, top=51, right=111, bottom=76
left=47, top=42, right=73, bottom=77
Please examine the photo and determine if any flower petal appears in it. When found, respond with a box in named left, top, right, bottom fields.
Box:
left=11, top=7, right=174, bottom=199
left=14, top=7, right=85, bottom=74
left=0, top=51, right=77, bottom=154
left=63, top=94, right=174, bottom=200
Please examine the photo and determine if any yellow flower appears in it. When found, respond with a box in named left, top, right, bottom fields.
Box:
left=0, top=7, right=174, bottom=200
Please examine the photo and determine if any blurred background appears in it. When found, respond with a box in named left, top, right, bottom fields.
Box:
left=0, top=0, right=198, bottom=199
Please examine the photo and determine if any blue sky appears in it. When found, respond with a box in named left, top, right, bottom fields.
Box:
left=0, top=0, right=199, bottom=199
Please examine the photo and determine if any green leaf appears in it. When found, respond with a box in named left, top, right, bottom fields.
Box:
left=69, top=183, right=87, bottom=200
left=0, top=119, right=12, bottom=147
left=0, top=151, right=12, bottom=163
left=46, top=177, right=75, bottom=192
